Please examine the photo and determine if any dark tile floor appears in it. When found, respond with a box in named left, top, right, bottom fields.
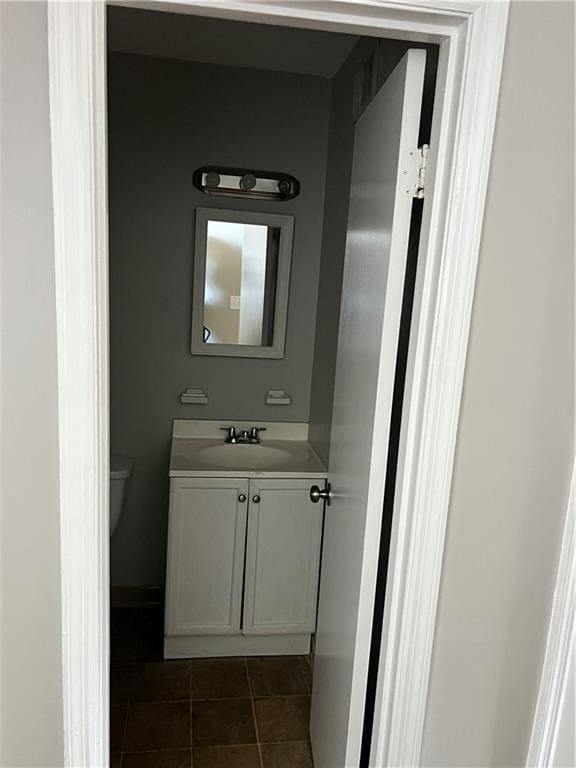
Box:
left=111, top=606, right=314, bottom=768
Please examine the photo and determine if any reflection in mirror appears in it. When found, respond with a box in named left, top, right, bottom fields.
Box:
left=203, top=220, right=279, bottom=347
left=192, top=209, right=294, bottom=359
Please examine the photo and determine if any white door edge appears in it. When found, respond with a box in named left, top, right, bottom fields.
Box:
left=526, top=460, right=575, bottom=767
left=47, top=2, right=510, bottom=766
left=310, top=48, right=427, bottom=768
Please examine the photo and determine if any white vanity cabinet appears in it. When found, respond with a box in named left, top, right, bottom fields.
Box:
left=165, top=478, right=249, bottom=637
left=243, top=479, right=324, bottom=636
left=164, top=474, right=325, bottom=658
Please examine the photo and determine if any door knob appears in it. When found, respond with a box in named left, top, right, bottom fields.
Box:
left=252, top=494, right=261, bottom=504
left=238, top=494, right=246, bottom=503
left=310, top=482, right=332, bottom=506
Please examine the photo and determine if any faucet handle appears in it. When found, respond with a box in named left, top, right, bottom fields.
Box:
left=250, top=426, right=266, bottom=440
left=220, top=426, right=237, bottom=443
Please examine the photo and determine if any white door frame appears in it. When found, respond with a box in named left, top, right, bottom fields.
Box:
left=47, top=1, right=509, bottom=765
left=526, top=461, right=575, bottom=767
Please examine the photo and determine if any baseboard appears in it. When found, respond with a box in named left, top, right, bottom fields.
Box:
left=164, top=633, right=311, bottom=658
left=308, top=633, right=316, bottom=674
left=110, top=585, right=164, bottom=608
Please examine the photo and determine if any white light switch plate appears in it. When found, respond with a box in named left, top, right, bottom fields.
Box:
left=230, top=295, right=241, bottom=310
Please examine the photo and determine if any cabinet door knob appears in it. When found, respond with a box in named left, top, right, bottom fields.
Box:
left=238, top=494, right=246, bottom=502
left=310, top=482, right=332, bottom=506
left=252, top=494, right=261, bottom=504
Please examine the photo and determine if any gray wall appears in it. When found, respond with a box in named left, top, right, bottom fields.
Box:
left=307, top=45, right=356, bottom=463
left=107, top=5, right=357, bottom=79
left=0, top=2, right=64, bottom=765
left=422, top=2, right=574, bottom=765
left=109, top=53, right=330, bottom=585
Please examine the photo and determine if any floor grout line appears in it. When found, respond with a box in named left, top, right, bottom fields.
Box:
left=119, top=739, right=310, bottom=756
left=298, top=656, right=310, bottom=695
left=115, top=608, right=143, bottom=766
left=118, top=614, right=138, bottom=758
left=122, top=693, right=309, bottom=705
left=245, top=658, right=264, bottom=768
left=122, top=747, right=193, bottom=753
left=189, top=662, right=193, bottom=760
left=190, top=697, right=194, bottom=768
left=120, top=655, right=137, bottom=768
left=187, top=740, right=311, bottom=750
left=117, top=705, right=128, bottom=763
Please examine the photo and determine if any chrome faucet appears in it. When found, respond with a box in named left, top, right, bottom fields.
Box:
left=220, top=426, right=266, bottom=444
left=220, top=426, right=238, bottom=444
left=249, top=426, right=266, bottom=443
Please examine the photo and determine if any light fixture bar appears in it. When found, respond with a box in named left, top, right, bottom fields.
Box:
left=193, top=166, right=300, bottom=201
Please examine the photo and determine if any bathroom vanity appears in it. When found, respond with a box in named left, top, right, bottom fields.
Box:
left=164, top=419, right=327, bottom=658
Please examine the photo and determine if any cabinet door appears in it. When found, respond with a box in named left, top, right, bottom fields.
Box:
left=165, top=478, right=249, bottom=636
left=243, top=478, right=324, bottom=635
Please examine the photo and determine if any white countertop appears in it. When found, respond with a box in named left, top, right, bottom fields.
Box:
left=169, top=420, right=327, bottom=479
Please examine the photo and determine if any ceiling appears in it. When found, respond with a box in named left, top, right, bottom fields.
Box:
left=107, top=6, right=359, bottom=78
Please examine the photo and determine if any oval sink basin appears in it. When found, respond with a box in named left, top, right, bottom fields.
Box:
left=195, top=443, right=293, bottom=470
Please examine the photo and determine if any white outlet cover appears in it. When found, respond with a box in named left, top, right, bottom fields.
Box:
left=230, top=295, right=241, bottom=310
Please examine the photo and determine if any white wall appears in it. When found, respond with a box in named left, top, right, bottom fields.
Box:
left=204, top=221, right=243, bottom=345
left=0, top=2, right=64, bottom=765
left=422, top=2, right=574, bottom=765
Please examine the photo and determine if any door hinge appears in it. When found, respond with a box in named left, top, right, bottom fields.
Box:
left=400, top=144, right=429, bottom=199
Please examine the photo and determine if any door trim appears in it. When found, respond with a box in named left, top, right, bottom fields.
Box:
left=526, top=461, right=575, bottom=767
left=47, top=1, right=509, bottom=766
left=47, top=3, right=109, bottom=764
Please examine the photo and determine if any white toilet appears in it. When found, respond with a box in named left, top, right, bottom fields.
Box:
left=110, top=455, right=133, bottom=537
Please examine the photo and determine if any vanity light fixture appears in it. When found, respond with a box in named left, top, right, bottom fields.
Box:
left=193, top=166, right=300, bottom=201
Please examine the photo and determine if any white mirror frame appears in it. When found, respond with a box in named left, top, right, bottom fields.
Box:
left=191, top=208, right=294, bottom=359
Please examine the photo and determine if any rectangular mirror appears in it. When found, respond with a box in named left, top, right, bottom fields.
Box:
left=191, top=208, right=294, bottom=358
